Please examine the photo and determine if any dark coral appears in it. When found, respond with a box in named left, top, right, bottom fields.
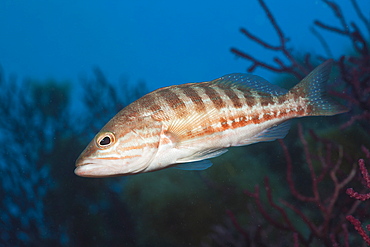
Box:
left=219, top=0, right=370, bottom=246
left=231, top=0, right=370, bottom=129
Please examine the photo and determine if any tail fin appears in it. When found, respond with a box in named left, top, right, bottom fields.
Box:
left=289, top=59, right=348, bottom=116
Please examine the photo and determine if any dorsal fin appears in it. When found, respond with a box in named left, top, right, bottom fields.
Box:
left=211, top=73, right=287, bottom=96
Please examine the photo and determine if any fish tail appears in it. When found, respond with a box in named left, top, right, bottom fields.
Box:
left=288, top=59, right=348, bottom=116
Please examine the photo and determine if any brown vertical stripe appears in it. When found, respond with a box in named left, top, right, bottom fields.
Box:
left=202, top=86, right=225, bottom=109
left=260, top=97, right=274, bottom=107
left=306, top=104, right=314, bottom=114
left=220, top=87, right=243, bottom=108
left=255, top=91, right=271, bottom=97
left=242, top=92, right=256, bottom=107
left=277, top=95, right=286, bottom=104
left=158, top=88, right=186, bottom=111
left=181, top=87, right=206, bottom=112
left=138, top=93, right=158, bottom=110
left=149, top=104, right=162, bottom=114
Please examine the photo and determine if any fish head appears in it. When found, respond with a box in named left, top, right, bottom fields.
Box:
left=75, top=127, right=159, bottom=177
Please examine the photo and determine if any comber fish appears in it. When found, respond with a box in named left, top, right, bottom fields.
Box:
left=75, top=60, right=347, bottom=177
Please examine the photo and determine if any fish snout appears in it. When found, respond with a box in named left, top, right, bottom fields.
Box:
left=75, top=141, right=98, bottom=167
left=75, top=154, right=86, bottom=168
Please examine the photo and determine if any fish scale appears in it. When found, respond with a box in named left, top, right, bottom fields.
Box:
left=75, top=60, right=348, bottom=177
left=146, top=84, right=290, bottom=140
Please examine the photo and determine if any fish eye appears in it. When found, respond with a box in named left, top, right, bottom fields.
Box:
left=95, top=132, right=115, bottom=149
left=100, top=136, right=111, bottom=145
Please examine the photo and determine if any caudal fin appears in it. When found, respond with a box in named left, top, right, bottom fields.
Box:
left=289, top=59, right=348, bottom=116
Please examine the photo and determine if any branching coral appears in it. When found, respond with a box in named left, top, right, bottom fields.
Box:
left=206, top=1, right=369, bottom=246
left=346, top=147, right=370, bottom=245
left=222, top=128, right=370, bottom=246
left=231, top=0, right=370, bottom=129
left=252, top=126, right=356, bottom=246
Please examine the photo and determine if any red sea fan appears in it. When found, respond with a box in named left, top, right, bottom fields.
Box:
left=346, top=147, right=370, bottom=245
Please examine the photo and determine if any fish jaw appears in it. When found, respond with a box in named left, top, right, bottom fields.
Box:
left=74, top=142, right=128, bottom=177
left=75, top=158, right=127, bottom=177
left=75, top=148, right=153, bottom=177
left=74, top=145, right=135, bottom=177
left=75, top=155, right=150, bottom=177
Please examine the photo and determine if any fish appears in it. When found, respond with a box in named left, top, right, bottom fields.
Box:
left=75, top=59, right=348, bottom=177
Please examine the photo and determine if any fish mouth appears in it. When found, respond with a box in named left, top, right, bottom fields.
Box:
left=75, top=155, right=88, bottom=168
left=74, top=162, right=116, bottom=178
left=74, top=159, right=99, bottom=177
left=74, top=158, right=131, bottom=178
left=74, top=157, right=108, bottom=177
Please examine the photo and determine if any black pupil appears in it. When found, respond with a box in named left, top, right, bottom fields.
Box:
left=100, top=136, right=111, bottom=146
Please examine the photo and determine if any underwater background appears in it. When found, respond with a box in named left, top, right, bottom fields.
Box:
left=1, top=0, right=370, bottom=246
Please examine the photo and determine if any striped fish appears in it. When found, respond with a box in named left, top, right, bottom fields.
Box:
left=75, top=60, right=347, bottom=177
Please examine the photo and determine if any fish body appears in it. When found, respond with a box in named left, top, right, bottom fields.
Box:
left=75, top=60, right=347, bottom=177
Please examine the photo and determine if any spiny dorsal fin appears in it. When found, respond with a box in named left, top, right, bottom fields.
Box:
left=211, top=73, right=287, bottom=96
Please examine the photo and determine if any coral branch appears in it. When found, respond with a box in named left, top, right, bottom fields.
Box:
left=244, top=179, right=309, bottom=245
left=362, top=146, right=370, bottom=159
left=230, top=0, right=309, bottom=78
left=278, top=138, right=316, bottom=203
left=244, top=185, right=291, bottom=231
left=239, top=28, right=280, bottom=51
left=346, top=187, right=370, bottom=201
left=314, top=20, right=346, bottom=35
left=225, top=0, right=370, bottom=245
left=226, top=210, right=250, bottom=242
left=233, top=0, right=370, bottom=130
left=276, top=127, right=357, bottom=245
left=346, top=149, right=370, bottom=245
left=346, top=215, right=370, bottom=245
left=351, top=0, right=370, bottom=37
left=346, top=158, right=370, bottom=201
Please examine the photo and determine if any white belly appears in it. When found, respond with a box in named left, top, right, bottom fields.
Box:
left=146, top=118, right=288, bottom=172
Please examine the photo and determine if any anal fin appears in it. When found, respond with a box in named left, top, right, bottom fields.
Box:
left=236, top=121, right=291, bottom=146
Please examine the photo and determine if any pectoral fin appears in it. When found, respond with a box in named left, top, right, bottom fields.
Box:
left=171, top=148, right=228, bottom=171
left=173, top=160, right=213, bottom=170
left=166, top=108, right=218, bottom=140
